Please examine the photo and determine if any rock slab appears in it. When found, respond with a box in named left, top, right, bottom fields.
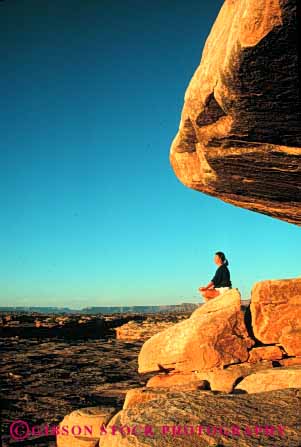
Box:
left=138, top=289, right=254, bottom=373
left=236, top=365, right=301, bottom=393
left=98, top=388, right=301, bottom=447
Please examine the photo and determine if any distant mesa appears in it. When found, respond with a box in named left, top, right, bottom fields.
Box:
left=0, top=303, right=198, bottom=314
left=81, top=303, right=199, bottom=314
left=169, top=0, right=301, bottom=225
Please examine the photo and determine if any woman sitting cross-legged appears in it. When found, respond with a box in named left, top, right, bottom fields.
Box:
left=198, top=251, right=232, bottom=302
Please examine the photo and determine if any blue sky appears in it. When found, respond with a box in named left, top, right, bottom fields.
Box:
left=0, top=0, right=300, bottom=308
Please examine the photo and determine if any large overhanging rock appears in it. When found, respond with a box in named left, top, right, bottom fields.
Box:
left=169, top=0, right=301, bottom=226
left=138, top=289, right=254, bottom=374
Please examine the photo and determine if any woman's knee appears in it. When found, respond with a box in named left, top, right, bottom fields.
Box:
left=203, top=289, right=220, bottom=299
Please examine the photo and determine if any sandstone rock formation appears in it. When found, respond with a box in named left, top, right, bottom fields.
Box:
left=169, top=0, right=301, bottom=226
left=138, top=278, right=301, bottom=394
left=236, top=365, right=301, bottom=393
left=57, top=406, right=116, bottom=447
left=55, top=277, right=301, bottom=447
left=138, top=289, right=254, bottom=373
left=250, top=278, right=301, bottom=356
left=146, top=361, right=275, bottom=394
left=98, top=388, right=301, bottom=447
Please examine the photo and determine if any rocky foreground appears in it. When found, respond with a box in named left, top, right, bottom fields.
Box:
left=0, top=336, right=151, bottom=447
left=1, top=280, right=301, bottom=447
left=55, top=279, right=301, bottom=447
left=97, top=388, right=301, bottom=447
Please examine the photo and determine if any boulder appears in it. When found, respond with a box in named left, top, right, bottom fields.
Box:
left=138, top=289, right=254, bottom=374
left=235, top=366, right=301, bottom=393
left=250, top=278, right=301, bottom=352
left=169, top=0, right=301, bottom=226
left=56, top=406, right=116, bottom=447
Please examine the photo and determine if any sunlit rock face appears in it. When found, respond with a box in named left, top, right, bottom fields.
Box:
left=138, top=289, right=254, bottom=374
left=169, top=0, right=301, bottom=226
left=250, top=278, right=301, bottom=355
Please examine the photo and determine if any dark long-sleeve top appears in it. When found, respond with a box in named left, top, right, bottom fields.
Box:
left=211, top=264, right=232, bottom=288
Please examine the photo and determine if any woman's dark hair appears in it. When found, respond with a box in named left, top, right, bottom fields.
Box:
left=215, top=251, right=229, bottom=266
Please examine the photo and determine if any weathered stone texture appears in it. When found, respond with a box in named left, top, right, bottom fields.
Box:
left=138, top=289, right=254, bottom=374
left=170, top=0, right=301, bottom=225
left=250, top=278, right=301, bottom=353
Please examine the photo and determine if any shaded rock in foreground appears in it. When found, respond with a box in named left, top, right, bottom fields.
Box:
left=138, top=289, right=254, bottom=374
left=98, top=388, right=301, bottom=447
left=169, top=0, right=301, bottom=226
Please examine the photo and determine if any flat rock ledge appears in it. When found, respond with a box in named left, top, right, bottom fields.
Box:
left=98, top=388, right=301, bottom=447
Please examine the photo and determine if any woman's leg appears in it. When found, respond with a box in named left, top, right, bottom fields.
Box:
left=202, top=289, right=220, bottom=302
